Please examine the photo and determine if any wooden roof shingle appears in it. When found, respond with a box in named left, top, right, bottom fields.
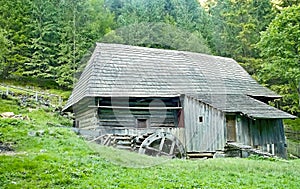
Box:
left=195, top=94, right=296, bottom=119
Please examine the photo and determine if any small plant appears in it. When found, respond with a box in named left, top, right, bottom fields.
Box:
left=247, top=154, right=283, bottom=162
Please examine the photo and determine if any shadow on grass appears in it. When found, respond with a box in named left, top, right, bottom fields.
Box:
left=87, top=142, right=173, bottom=168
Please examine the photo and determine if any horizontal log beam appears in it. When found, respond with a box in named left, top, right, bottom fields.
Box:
left=89, top=106, right=182, bottom=110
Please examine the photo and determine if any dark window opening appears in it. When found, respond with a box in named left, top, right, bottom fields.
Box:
left=137, top=119, right=148, bottom=128
left=74, top=120, right=80, bottom=128
left=199, top=116, right=203, bottom=123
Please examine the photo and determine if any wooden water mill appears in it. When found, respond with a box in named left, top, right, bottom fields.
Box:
left=92, top=131, right=185, bottom=158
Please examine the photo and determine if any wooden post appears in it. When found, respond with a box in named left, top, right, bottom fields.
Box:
left=271, top=143, right=275, bottom=155
left=6, top=86, right=9, bottom=95
left=35, top=92, right=38, bottom=101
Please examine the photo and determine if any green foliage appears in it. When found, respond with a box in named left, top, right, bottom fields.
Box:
left=285, top=118, right=300, bottom=131
left=105, top=0, right=211, bottom=53
left=0, top=0, right=32, bottom=78
left=273, top=0, right=300, bottom=9
left=102, top=22, right=211, bottom=54
left=54, top=0, right=115, bottom=88
left=0, top=78, right=71, bottom=102
left=0, top=29, right=11, bottom=77
left=247, top=154, right=282, bottom=162
left=0, top=0, right=115, bottom=89
left=207, top=0, right=275, bottom=59
left=257, top=5, right=300, bottom=115
left=0, top=99, right=24, bottom=114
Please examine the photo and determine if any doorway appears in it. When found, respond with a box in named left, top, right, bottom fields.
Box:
left=226, top=115, right=236, bottom=142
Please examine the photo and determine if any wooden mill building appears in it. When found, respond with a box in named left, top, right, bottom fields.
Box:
left=63, top=43, right=296, bottom=158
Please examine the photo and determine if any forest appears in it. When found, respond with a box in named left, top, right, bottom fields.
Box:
left=0, top=0, right=299, bottom=116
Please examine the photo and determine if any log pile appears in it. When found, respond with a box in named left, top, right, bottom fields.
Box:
left=225, top=142, right=275, bottom=158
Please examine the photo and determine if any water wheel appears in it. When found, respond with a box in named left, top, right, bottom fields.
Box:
left=138, top=132, right=185, bottom=158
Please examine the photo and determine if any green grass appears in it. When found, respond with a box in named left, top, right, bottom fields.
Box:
left=0, top=98, right=22, bottom=114
left=1, top=99, right=300, bottom=188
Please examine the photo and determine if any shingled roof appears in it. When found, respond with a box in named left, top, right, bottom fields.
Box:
left=195, top=94, right=295, bottom=119
left=64, top=43, right=295, bottom=119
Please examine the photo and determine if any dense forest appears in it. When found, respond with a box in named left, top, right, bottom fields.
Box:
left=0, top=0, right=299, bottom=116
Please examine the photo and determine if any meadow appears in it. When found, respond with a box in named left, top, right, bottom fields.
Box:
left=0, top=97, right=300, bottom=189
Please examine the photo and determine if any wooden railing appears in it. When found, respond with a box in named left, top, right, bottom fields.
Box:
left=287, top=140, right=300, bottom=157
left=285, top=129, right=300, bottom=157
left=0, top=83, right=62, bottom=107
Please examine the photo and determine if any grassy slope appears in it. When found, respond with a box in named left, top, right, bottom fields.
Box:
left=1, top=99, right=300, bottom=188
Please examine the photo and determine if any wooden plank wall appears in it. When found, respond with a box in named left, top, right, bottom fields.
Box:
left=237, top=117, right=286, bottom=158
left=73, top=97, right=186, bottom=144
left=184, top=96, right=226, bottom=152
left=98, top=97, right=180, bottom=128
left=236, top=116, right=251, bottom=145
left=98, top=109, right=177, bottom=127
left=73, top=97, right=98, bottom=128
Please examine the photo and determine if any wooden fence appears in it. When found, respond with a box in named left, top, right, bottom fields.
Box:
left=0, top=83, right=62, bottom=107
left=285, top=129, right=300, bottom=157
left=287, top=140, right=300, bottom=157
left=285, top=129, right=300, bottom=141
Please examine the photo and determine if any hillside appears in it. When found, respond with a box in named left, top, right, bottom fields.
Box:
left=1, top=93, right=300, bottom=188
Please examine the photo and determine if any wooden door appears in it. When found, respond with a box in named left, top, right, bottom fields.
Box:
left=226, top=115, right=236, bottom=142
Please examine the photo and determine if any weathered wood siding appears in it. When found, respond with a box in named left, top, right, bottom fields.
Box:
left=73, top=97, right=98, bottom=128
left=184, top=96, right=226, bottom=152
left=235, top=115, right=251, bottom=145
left=98, top=109, right=178, bottom=127
left=73, top=97, right=185, bottom=144
left=97, top=97, right=180, bottom=128
left=236, top=116, right=286, bottom=158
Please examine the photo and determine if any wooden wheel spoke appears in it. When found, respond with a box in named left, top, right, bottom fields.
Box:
left=144, top=146, right=160, bottom=152
left=159, top=137, right=166, bottom=151
left=145, top=146, right=169, bottom=155
left=169, top=140, right=176, bottom=154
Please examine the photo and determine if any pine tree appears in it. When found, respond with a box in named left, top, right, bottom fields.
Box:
left=0, top=0, right=32, bottom=78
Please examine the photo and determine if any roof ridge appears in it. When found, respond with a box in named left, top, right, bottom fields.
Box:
left=96, top=42, right=234, bottom=61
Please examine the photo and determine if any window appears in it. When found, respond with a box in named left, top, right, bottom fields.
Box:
left=199, top=116, right=203, bottom=123
left=74, top=120, right=80, bottom=128
left=137, top=118, right=148, bottom=128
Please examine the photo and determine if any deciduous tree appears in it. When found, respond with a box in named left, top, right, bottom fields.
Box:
left=257, top=5, right=300, bottom=114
